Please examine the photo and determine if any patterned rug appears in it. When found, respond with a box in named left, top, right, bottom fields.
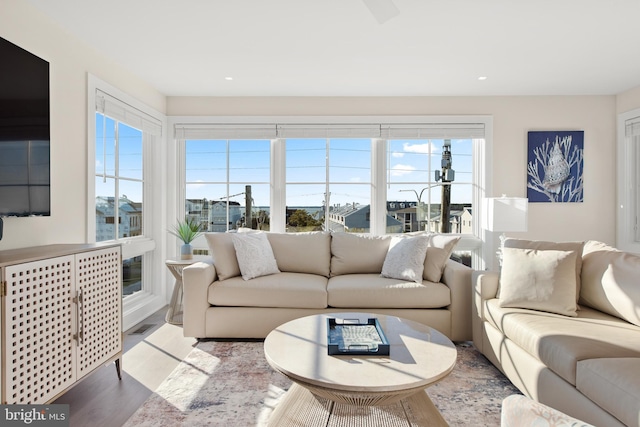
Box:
left=124, top=341, right=519, bottom=426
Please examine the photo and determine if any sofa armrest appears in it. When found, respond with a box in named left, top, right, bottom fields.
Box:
left=182, top=260, right=216, bottom=338
left=501, top=394, right=595, bottom=427
left=472, top=270, right=500, bottom=350
left=441, top=259, right=473, bottom=342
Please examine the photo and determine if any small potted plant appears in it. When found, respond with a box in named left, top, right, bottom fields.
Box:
left=169, top=217, right=203, bottom=260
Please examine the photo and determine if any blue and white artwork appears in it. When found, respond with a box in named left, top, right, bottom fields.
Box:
left=527, top=131, right=584, bottom=203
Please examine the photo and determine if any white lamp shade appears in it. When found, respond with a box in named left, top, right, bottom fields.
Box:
left=483, top=197, right=528, bottom=232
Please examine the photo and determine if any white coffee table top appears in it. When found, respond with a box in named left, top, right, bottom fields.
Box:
left=264, top=313, right=457, bottom=395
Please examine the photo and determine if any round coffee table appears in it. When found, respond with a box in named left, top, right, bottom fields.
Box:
left=264, top=313, right=456, bottom=426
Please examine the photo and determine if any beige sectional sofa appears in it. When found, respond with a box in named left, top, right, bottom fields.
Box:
left=473, top=238, right=640, bottom=427
left=182, top=231, right=472, bottom=341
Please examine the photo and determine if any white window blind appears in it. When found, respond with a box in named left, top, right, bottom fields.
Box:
left=276, top=124, right=381, bottom=138
left=174, top=122, right=485, bottom=140
left=625, top=116, right=640, bottom=137
left=95, top=90, right=162, bottom=136
left=174, top=124, right=277, bottom=140
left=380, top=124, right=485, bottom=139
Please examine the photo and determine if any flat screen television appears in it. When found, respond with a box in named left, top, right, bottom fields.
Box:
left=0, top=36, right=50, bottom=224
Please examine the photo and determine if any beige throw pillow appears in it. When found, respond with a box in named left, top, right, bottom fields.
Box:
left=205, top=232, right=241, bottom=280
left=504, top=238, right=584, bottom=301
left=499, top=247, right=578, bottom=317
left=267, top=231, right=331, bottom=277
left=381, top=235, right=429, bottom=283
left=330, top=233, right=392, bottom=276
left=232, top=232, right=280, bottom=281
left=423, top=234, right=461, bottom=283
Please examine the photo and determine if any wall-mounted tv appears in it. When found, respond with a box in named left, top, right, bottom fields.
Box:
left=0, top=36, right=50, bottom=219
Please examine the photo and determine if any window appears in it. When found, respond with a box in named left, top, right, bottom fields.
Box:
left=286, top=138, right=371, bottom=232
left=617, top=108, right=640, bottom=253
left=95, top=114, right=144, bottom=241
left=387, top=138, right=473, bottom=236
left=184, top=139, right=271, bottom=231
left=88, top=75, right=165, bottom=331
left=174, top=117, right=490, bottom=268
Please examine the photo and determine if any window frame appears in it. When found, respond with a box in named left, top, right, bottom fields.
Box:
left=617, top=108, right=640, bottom=253
left=170, top=115, right=492, bottom=269
left=87, top=74, right=167, bottom=331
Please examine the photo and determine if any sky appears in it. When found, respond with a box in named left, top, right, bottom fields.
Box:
left=95, top=113, right=474, bottom=209
left=183, top=138, right=473, bottom=208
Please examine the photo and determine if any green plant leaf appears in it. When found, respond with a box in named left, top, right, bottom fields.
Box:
left=169, top=217, right=203, bottom=243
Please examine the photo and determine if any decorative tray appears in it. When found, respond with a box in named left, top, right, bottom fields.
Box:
left=327, top=318, right=390, bottom=356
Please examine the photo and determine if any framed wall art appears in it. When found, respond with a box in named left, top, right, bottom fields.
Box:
left=527, top=131, right=584, bottom=203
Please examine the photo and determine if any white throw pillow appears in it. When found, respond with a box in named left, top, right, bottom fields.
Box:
left=381, top=235, right=429, bottom=283
left=232, top=232, right=280, bottom=281
left=499, top=247, right=578, bottom=316
left=424, top=234, right=461, bottom=283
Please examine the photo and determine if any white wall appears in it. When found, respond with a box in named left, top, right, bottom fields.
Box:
left=0, top=0, right=166, bottom=250
left=617, top=84, right=640, bottom=114
left=168, top=95, right=617, bottom=245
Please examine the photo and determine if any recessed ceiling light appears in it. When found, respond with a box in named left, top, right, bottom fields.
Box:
left=225, top=77, right=233, bottom=81
left=478, top=76, right=488, bottom=81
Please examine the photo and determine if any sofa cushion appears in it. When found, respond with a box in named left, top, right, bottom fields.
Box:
left=267, top=231, right=331, bottom=277
left=499, top=247, right=578, bottom=317
left=205, top=232, right=240, bottom=281
left=330, top=233, right=391, bottom=276
left=484, top=300, right=640, bottom=385
left=577, top=358, right=640, bottom=427
left=327, top=274, right=451, bottom=309
left=424, top=234, right=461, bottom=283
left=232, top=232, right=280, bottom=280
left=381, top=235, right=429, bottom=283
left=504, top=238, right=584, bottom=301
left=580, top=240, right=640, bottom=327
left=208, top=272, right=328, bottom=309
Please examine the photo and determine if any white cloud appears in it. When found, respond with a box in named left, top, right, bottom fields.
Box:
left=390, top=164, right=415, bottom=177
left=403, top=142, right=439, bottom=154
left=392, top=152, right=404, bottom=158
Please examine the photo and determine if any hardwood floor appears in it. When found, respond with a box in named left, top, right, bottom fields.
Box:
left=53, top=307, right=197, bottom=427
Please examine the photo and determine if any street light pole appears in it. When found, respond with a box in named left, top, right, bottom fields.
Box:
left=437, top=140, right=455, bottom=233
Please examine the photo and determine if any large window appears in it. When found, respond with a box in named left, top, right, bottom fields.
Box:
left=174, top=118, right=490, bottom=267
left=89, top=76, right=166, bottom=330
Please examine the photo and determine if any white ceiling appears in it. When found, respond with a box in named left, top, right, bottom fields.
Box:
left=26, top=0, right=640, bottom=97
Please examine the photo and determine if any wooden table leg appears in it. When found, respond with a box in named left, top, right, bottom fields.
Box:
left=268, top=383, right=449, bottom=427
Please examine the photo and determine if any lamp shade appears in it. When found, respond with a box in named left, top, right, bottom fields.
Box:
left=483, top=197, right=528, bottom=232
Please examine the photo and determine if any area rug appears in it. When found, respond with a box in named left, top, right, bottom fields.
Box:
left=124, top=341, right=519, bottom=426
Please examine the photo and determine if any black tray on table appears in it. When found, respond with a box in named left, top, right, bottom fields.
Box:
left=327, top=317, right=390, bottom=356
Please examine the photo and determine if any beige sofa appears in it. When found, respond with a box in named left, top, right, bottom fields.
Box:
left=473, top=239, right=640, bottom=427
left=182, top=231, right=472, bottom=341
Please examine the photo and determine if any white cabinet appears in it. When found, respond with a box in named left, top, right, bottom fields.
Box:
left=0, top=244, right=122, bottom=404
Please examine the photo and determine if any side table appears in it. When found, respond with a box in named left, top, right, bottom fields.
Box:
left=165, top=256, right=208, bottom=325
